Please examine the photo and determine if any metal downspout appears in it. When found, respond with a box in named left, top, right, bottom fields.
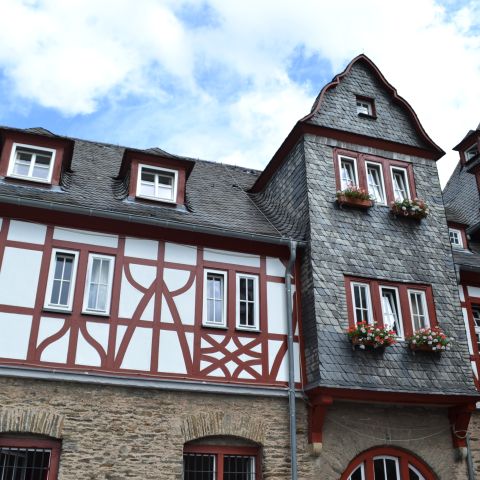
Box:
left=467, top=432, right=476, bottom=480
left=285, top=240, right=298, bottom=480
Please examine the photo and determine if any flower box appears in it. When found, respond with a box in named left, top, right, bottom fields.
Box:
left=406, top=326, right=451, bottom=353
left=390, top=198, right=428, bottom=220
left=337, top=195, right=373, bottom=209
left=347, top=322, right=396, bottom=350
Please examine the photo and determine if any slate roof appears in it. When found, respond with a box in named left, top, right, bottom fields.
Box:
left=443, top=161, right=480, bottom=227
left=0, top=126, right=297, bottom=241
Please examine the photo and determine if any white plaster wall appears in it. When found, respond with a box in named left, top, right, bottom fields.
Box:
left=0, top=247, right=42, bottom=308
left=53, top=227, right=118, bottom=248
left=8, top=220, right=46, bottom=245
left=0, top=313, right=32, bottom=360
left=164, top=242, right=197, bottom=265
left=124, top=237, right=158, bottom=260
left=204, top=248, right=260, bottom=267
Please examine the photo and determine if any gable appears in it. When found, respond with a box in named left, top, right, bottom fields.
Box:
left=304, top=57, right=438, bottom=151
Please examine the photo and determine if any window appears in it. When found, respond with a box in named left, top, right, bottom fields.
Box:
left=334, top=150, right=415, bottom=205
left=7, top=143, right=55, bottom=183
left=83, top=254, right=115, bottom=315
left=183, top=445, right=258, bottom=480
left=471, top=306, right=480, bottom=352
left=339, top=156, right=358, bottom=190
left=203, top=270, right=227, bottom=327
left=408, top=290, right=430, bottom=330
left=352, top=282, right=373, bottom=324
left=137, top=164, right=178, bottom=202
left=341, top=448, right=434, bottom=480
left=346, top=277, right=436, bottom=337
left=380, top=287, right=403, bottom=338
left=449, top=228, right=464, bottom=248
left=465, top=143, right=479, bottom=161
left=391, top=167, right=410, bottom=202
left=366, top=162, right=386, bottom=204
left=0, top=438, right=60, bottom=480
left=44, top=249, right=79, bottom=311
left=236, top=274, right=259, bottom=330
left=356, top=96, right=375, bottom=117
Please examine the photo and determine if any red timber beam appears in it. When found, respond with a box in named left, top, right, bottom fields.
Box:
left=306, top=387, right=479, bottom=456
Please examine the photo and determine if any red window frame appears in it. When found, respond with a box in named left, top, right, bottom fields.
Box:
left=183, top=444, right=261, bottom=479
left=344, top=276, right=437, bottom=338
left=340, top=446, right=437, bottom=480
left=333, top=148, right=417, bottom=203
left=0, top=437, right=61, bottom=480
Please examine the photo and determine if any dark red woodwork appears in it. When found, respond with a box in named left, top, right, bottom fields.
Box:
left=0, top=129, right=74, bottom=186
left=308, top=395, right=333, bottom=445
left=344, top=276, right=437, bottom=337
left=448, top=403, right=475, bottom=449
left=333, top=148, right=418, bottom=204
left=340, top=446, right=437, bottom=480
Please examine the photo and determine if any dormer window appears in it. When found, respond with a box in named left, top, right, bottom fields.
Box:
left=137, top=164, right=178, bottom=203
left=465, top=143, right=479, bottom=161
left=356, top=96, right=375, bottom=117
left=7, top=143, right=55, bottom=183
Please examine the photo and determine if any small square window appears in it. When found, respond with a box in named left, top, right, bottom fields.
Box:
left=7, top=143, right=56, bottom=183
left=82, top=254, right=115, bottom=315
left=465, top=143, right=479, bottom=161
left=339, top=156, right=358, bottom=190
left=449, top=228, right=464, bottom=248
left=44, top=249, right=79, bottom=312
left=356, top=97, right=375, bottom=117
left=236, top=274, right=259, bottom=331
left=137, top=164, right=178, bottom=203
left=203, top=269, right=227, bottom=328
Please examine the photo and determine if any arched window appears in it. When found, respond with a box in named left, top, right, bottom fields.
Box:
left=341, top=447, right=436, bottom=480
left=183, top=436, right=260, bottom=480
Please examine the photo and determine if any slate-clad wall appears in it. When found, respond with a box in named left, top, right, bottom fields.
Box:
left=308, top=61, right=429, bottom=149
left=304, top=133, right=476, bottom=393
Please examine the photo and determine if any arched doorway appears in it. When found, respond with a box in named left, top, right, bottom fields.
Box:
left=340, top=447, right=437, bottom=480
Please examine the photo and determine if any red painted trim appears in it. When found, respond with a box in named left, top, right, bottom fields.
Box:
left=340, top=446, right=437, bottom=480
left=0, top=130, right=73, bottom=186
left=448, top=403, right=475, bottom=448
left=251, top=121, right=442, bottom=194
left=308, top=395, right=333, bottom=444
left=344, top=275, right=437, bottom=336
left=307, top=386, right=479, bottom=405
left=0, top=217, right=9, bottom=273
left=0, top=437, right=62, bottom=480
left=0, top=204, right=290, bottom=259
left=183, top=444, right=260, bottom=480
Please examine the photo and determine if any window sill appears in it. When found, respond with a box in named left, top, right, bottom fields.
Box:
left=235, top=326, right=260, bottom=333
left=42, top=306, right=72, bottom=314
left=81, top=310, right=111, bottom=318
left=202, top=323, right=228, bottom=330
left=135, top=194, right=177, bottom=205
left=5, top=175, right=53, bottom=186
left=358, top=113, right=377, bottom=120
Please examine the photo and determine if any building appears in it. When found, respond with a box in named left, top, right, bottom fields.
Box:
left=0, top=54, right=477, bottom=479
left=443, top=122, right=480, bottom=477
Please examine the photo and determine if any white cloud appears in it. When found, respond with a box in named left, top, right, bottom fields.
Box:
left=1, top=0, right=480, bottom=185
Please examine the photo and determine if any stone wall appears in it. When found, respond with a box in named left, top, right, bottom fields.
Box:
left=467, top=411, right=480, bottom=477
left=0, top=376, right=466, bottom=479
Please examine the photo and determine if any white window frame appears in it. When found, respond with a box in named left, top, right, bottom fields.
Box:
left=380, top=286, right=404, bottom=339
left=449, top=228, right=464, bottom=248
left=136, top=163, right=178, bottom=203
left=408, top=289, right=430, bottom=331
left=236, top=273, right=259, bottom=331
left=44, top=249, right=79, bottom=312
left=472, top=306, right=480, bottom=352
left=351, top=282, right=373, bottom=324
left=338, top=155, right=359, bottom=190
left=372, top=456, right=401, bottom=480
left=365, top=161, right=386, bottom=204
left=390, top=166, right=411, bottom=201
left=203, top=269, right=228, bottom=328
left=82, top=254, right=115, bottom=316
left=466, top=143, right=479, bottom=161
left=7, top=143, right=56, bottom=184
left=356, top=99, right=373, bottom=116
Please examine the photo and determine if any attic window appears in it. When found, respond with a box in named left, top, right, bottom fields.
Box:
left=136, top=164, right=178, bottom=203
left=356, top=96, right=375, bottom=117
left=465, top=143, right=479, bottom=161
left=7, top=143, right=55, bottom=183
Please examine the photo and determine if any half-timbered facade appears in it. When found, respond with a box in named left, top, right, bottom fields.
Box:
left=0, top=55, right=477, bottom=479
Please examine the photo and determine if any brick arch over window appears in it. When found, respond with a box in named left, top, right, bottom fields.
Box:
left=0, top=408, right=64, bottom=439
left=181, top=412, right=266, bottom=445
left=340, top=446, right=437, bottom=480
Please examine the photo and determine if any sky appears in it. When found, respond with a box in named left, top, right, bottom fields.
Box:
left=0, top=0, right=479, bottom=186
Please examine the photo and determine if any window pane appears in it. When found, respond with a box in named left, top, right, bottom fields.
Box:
left=367, top=164, right=384, bottom=203
left=247, top=302, right=254, bottom=326
left=381, top=288, right=400, bottom=335
left=140, top=182, right=155, bottom=197
left=374, top=459, right=386, bottom=480
left=247, top=279, right=254, bottom=301
left=157, top=185, right=173, bottom=200
left=51, top=280, right=61, bottom=305
left=157, top=174, right=173, bottom=186
left=141, top=170, right=156, bottom=182
left=100, top=259, right=110, bottom=284
left=32, top=164, right=50, bottom=179
left=97, top=284, right=108, bottom=311
left=88, top=284, right=99, bottom=310
left=35, top=154, right=51, bottom=166
left=385, top=459, right=398, bottom=479
left=240, top=278, right=247, bottom=301
left=13, top=162, right=30, bottom=176
left=240, top=301, right=247, bottom=325
left=183, top=454, right=215, bottom=480
left=59, top=280, right=71, bottom=305
left=340, top=158, right=356, bottom=189
left=0, top=447, right=51, bottom=480
left=214, top=300, right=223, bottom=323
left=224, top=456, right=255, bottom=480
left=349, top=465, right=363, bottom=480
left=91, top=258, right=101, bottom=284
left=207, top=299, right=215, bottom=323
left=393, top=170, right=408, bottom=201
left=213, top=277, right=223, bottom=299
